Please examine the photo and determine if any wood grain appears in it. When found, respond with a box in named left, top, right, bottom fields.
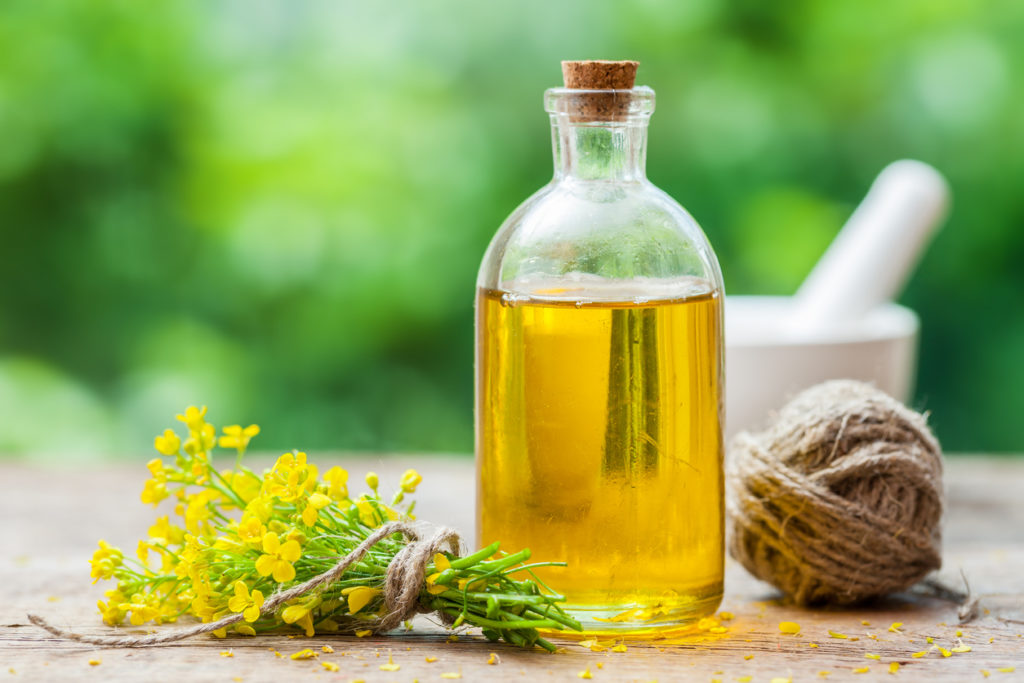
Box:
left=2, top=455, right=1023, bottom=682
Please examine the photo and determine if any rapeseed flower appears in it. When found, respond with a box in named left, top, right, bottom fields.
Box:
left=88, top=407, right=580, bottom=650
left=255, top=532, right=301, bottom=583
left=227, top=581, right=264, bottom=622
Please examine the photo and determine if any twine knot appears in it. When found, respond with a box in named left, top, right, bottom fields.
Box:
left=29, top=521, right=461, bottom=647
left=727, top=380, right=944, bottom=606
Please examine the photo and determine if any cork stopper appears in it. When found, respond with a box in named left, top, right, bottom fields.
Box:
left=561, top=60, right=638, bottom=90
left=557, top=60, right=640, bottom=121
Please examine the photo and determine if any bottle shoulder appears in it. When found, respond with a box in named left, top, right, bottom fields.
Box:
left=478, top=179, right=723, bottom=295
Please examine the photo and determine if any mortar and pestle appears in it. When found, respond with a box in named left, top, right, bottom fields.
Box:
left=725, top=160, right=951, bottom=437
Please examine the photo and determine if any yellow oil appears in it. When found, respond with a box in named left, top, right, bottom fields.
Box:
left=476, top=281, right=723, bottom=634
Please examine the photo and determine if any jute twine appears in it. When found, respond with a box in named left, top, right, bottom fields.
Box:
left=727, top=380, right=944, bottom=606
left=29, top=521, right=460, bottom=646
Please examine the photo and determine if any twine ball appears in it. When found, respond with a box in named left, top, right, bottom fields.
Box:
left=727, top=380, right=944, bottom=606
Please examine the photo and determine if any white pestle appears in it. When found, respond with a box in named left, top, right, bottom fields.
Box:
left=789, top=159, right=950, bottom=335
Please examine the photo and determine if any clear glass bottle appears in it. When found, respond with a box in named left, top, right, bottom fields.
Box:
left=475, top=63, right=724, bottom=635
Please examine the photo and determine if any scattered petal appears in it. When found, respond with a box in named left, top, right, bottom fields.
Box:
left=321, top=661, right=339, bottom=672
left=220, top=650, right=234, bottom=658
left=779, top=621, right=801, bottom=635
left=889, top=622, right=903, bottom=633
left=828, top=630, right=848, bottom=639
left=911, top=651, right=928, bottom=658
left=88, top=660, right=101, bottom=667
left=865, top=654, right=881, bottom=660
left=441, top=673, right=462, bottom=679
left=291, top=649, right=317, bottom=660
left=853, top=667, right=870, bottom=674
left=322, top=645, right=334, bottom=653
left=951, top=645, right=972, bottom=653
left=611, top=643, right=628, bottom=653
left=889, top=662, right=900, bottom=674
left=487, top=653, right=499, bottom=665
left=379, top=654, right=400, bottom=672
left=578, top=668, right=593, bottom=680
left=425, top=656, right=438, bottom=663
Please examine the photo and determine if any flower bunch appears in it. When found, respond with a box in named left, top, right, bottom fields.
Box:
left=91, top=406, right=579, bottom=650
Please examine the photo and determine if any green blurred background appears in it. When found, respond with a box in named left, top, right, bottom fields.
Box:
left=1, top=0, right=1022, bottom=457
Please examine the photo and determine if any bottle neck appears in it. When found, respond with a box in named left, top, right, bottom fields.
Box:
left=551, top=119, right=649, bottom=182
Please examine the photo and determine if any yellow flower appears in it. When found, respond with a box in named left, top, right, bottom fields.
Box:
left=137, top=540, right=152, bottom=564
left=425, top=555, right=451, bottom=596
left=121, top=593, right=160, bottom=626
left=255, top=532, right=301, bottom=583
left=96, top=589, right=126, bottom=625
left=153, top=429, right=181, bottom=456
left=174, top=534, right=204, bottom=581
left=184, top=423, right=216, bottom=457
left=281, top=603, right=311, bottom=624
left=148, top=515, right=184, bottom=545
left=176, top=405, right=208, bottom=432
left=301, top=492, right=332, bottom=527
left=140, top=477, right=168, bottom=506
left=355, top=496, right=379, bottom=527
left=183, top=490, right=218, bottom=534
left=237, top=516, right=266, bottom=548
left=227, top=581, right=264, bottom=622
left=295, top=611, right=315, bottom=637
left=399, top=469, right=422, bottom=493
left=342, top=586, right=383, bottom=615
left=264, top=452, right=318, bottom=502
left=146, top=458, right=165, bottom=478
left=245, top=495, right=273, bottom=524
left=433, top=553, right=452, bottom=572
left=365, top=471, right=379, bottom=492
left=218, top=424, right=260, bottom=452
left=89, top=540, right=123, bottom=582
left=323, top=466, right=349, bottom=500
left=224, top=470, right=261, bottom=504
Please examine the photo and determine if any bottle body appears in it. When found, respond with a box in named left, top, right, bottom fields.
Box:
left=475, top=86, right=724, bottom=634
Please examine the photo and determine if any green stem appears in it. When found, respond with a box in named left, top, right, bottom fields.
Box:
left=449, top=542, right=500, bottom=569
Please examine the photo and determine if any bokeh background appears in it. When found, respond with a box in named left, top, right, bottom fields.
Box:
left=1, top=0, right=1022, bottom=458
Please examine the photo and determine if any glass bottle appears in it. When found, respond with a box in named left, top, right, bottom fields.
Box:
left=475, top=62, right=724, bottom=634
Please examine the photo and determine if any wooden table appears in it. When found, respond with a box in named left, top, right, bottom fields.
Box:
left=3, top=455, right=1023, bottom=681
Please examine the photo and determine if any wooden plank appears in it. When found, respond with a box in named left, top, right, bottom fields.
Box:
left=2, top=455, right=1023, bottom=681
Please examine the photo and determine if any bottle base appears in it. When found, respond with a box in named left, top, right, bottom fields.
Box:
left=545, top=582, right=724, bottom=638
